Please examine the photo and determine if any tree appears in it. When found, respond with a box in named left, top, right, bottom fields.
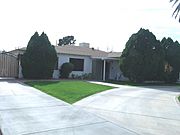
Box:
left=60, top=62, right=74, bottom=78
left=161, top=37, right=180, bottom=82
left=170, top=0, right=180, bottom=22
left=21, top=32, right=57, bottom=79
left=120, top=28, right=165, bottom=82
left=58, top=36, right=76, bottom=46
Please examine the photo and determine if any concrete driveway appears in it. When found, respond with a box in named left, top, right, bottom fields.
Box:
left=0, top=80, right=138, bottom=135
left=74, top=82, right=180, bottom=135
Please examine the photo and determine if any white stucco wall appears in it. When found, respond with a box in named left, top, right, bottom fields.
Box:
left=58, top=54, right=92, bottom=77
left=52, top=70, right=59, bottom=79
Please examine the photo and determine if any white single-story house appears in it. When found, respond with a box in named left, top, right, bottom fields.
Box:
left=10, top=43, right=127, bottom=81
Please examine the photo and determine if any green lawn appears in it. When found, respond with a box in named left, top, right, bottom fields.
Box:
left=26, top=81, right=114, bottom=104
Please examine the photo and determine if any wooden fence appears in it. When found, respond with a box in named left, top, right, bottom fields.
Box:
left=0, top=53, right=18, bottom=77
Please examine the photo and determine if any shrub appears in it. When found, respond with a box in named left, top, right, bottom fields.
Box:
left=60, top=63, right=74, bottom=78
left=82, top=73, right=93, bottom=80
left=70, top=73, right=93, bottom=80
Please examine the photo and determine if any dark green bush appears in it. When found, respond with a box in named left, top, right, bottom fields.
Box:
left=60, top=63, right=74, bottom=78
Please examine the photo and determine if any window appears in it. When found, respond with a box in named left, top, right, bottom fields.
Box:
left=70, top=58, right=84, bottom=71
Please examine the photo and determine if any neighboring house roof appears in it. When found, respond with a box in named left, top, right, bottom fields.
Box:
left=108, top=52, right=122, bottom=58
left=8, top=47, right=26, bottom=56
left=9, top=45, right=122, bottom=58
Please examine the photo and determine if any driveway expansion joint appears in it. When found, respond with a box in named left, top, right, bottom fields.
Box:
left=75, top=106, right=141, bottom=135
left=0, top=104, right=68, bottom=112
left=21, top=121, right=108, bottom=135
left=76, top=105, right=180, bottom=122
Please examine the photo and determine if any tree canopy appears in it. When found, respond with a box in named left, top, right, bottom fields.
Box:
left=21, top=32, right=57, bottom=79
left=120, top=28, right=180, bottom=83
left=58, top=36, right=76, bottom=46
left=161, top=37, right=180, bottom=82
left=120, top=28, right=165, bottom=82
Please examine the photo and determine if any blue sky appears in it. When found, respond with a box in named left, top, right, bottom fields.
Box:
left=0, top=0, right=179, bottom=52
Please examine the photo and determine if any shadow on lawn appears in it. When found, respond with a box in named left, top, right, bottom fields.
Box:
left=24, top=80, right=86, bottom=86
left=24, top=80, right=60, bottom=86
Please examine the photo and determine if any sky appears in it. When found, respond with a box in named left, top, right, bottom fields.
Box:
left=0, top=0, right=179, bottom=52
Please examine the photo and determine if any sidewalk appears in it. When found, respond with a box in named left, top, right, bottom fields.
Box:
left=0, top=80, right=137, bottom=135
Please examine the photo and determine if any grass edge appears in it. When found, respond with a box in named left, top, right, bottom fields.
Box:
left=25, top=80, right=114, bottom=104
left=176, top=95, right=180, bottom=106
